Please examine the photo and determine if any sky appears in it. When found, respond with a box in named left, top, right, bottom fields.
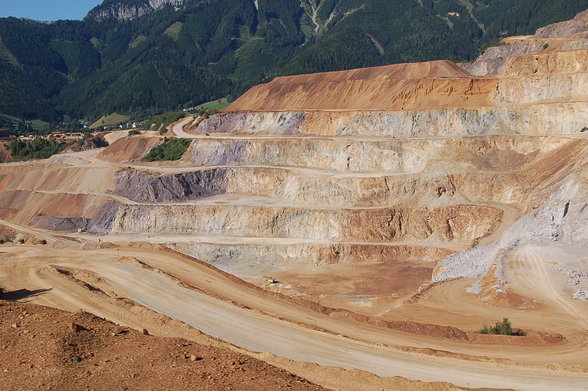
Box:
left=0, top=0, right=103, bottom=21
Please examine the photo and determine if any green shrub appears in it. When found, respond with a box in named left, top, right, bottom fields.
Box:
left=142, top=138, right=191, bottom=162
left=7, top=137, right=70, bottom=161
left=480, top=318, right=524, bottom=336
left=128, top=129, right=141, bottom=136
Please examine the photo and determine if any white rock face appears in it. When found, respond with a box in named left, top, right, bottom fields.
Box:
left=433, top=177, right=588, bottom=284
left=197, top=104, right=588, bottom=138
left=149, top=0, right=184, bottom=8
left=90, top=0, right=186, bottom=20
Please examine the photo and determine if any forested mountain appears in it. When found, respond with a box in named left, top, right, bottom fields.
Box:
left=1, top=0, right=587, bottom=125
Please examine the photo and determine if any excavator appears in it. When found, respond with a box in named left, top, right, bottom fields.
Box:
left=263, top=276, right=279, bottom=284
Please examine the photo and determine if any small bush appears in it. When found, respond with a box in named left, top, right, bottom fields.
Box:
left=128, top=129, right=141, bottom=136
left=480, top=318, right=524, bottom=336
left=142, top=138, right=191, bottom=162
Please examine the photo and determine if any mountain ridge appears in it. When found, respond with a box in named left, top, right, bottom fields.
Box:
left=88, top=0, right=190, bottom=21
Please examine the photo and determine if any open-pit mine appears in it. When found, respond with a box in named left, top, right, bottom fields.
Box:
left=1, top=10, right=588, bottom=391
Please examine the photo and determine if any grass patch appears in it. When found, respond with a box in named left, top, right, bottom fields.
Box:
left=26, top=119, right=51, bottom=132
left=129, top=35, right=147, bottom=49
left=0, top=47, right=20, bottom=67
left=90, top=113, right=130, bottom=129
left=194, top=97, right=231, bottom=111
left=164, top=22, right=183, bottom=41
left=142, top=137, right=191, bottom=162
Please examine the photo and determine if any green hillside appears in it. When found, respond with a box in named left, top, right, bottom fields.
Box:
left=0, top=0, right=586, bottom=127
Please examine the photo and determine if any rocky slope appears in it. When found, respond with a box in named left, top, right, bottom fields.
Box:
left=0, top=10, right=586, bottom=309
left=88, top=0, right=186, bottom=21
left=227, top=60, right=497, bottom=112
left=0, top=300, right=327, bottom=391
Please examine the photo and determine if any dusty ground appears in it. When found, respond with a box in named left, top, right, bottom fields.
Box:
left=0, top=240, right=586, bottom=391
left=0, top=300, right=327, bottom=391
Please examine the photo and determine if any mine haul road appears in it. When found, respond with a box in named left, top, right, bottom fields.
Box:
left=1, top=242, right=587, bottom=391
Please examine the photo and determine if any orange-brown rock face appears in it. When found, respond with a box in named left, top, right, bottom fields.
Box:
left=228, top=60, right=497, bottom=112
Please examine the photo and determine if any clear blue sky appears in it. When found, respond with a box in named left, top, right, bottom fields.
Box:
left=0, top=0, right=103, bottom=21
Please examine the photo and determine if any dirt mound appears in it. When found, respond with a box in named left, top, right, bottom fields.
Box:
left=0, top=300, right=327, bottom=391
left=97, top=136, right=161, bottom=163
left=269, top=60, right=473, bottom=83
left=228, top=60, right=496, bottom=112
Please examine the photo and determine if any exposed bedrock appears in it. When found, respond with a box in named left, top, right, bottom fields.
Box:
left=106, top=137, right=581, bottom=209
left=193, top=104, right=588, bottom=138
left=493, top=74, right=588, bottom=105
left=535, top=10, right=588, bottom=38
left=184, top=136, right=573, bottom=174
left=1, top=12, right=586, bottom=288
left=169, top=242, right=454, bottom=267
left=114, top=169, right=228, bottom=203
left=499, top=50, right=588, bottom=77
left=463, top=45, right=588, bottom=77
left=460, top=40, right=546, bottom=76
left=104, top=204, right=502, bottom=243
left=31, top=215, right=90, bottom=232
left=191, top=112, right=306, bottom=135
left=108, top=166, right=556, bottom=210
left=433, top=176, right=588, bottom=283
